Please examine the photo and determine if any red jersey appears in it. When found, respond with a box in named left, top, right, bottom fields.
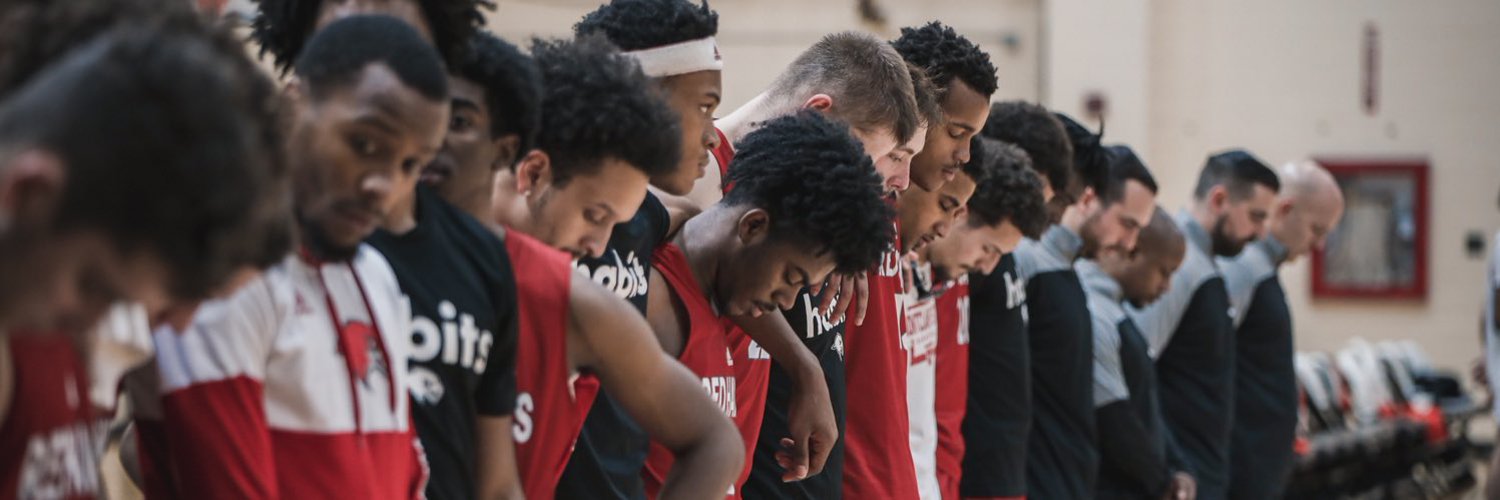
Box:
left=711, top=126, right=734, bottom=193
left=934, top=277, right=971, bottom=499
left=506, top=231, right=599, bottom=499
left=643, top=243, right=740, bottom=498
left=726, top=323, right=770, bottom=495
left=0, top=334, right=106, bottom=500
left=842, top=221, right=920, bottom=499
left=154, top=248, right=423, bottom=500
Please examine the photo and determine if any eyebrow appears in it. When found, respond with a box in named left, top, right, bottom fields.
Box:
left=705, top=90, right=722, bottom=102
left=593, top=203, right=618, bottom=220
left=794, top=266, right=812, bottom=288
left=352, top=114, right=402, bottom=137
left=950, top=121, right=977, bottom=134
left=451, top=96, right=481, bottom=112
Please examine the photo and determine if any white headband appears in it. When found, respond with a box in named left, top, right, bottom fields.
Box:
left=624, top=36, right=723, bottom=78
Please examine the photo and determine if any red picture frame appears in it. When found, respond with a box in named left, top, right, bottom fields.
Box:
left=1309, top=159, right=1428, bottom=300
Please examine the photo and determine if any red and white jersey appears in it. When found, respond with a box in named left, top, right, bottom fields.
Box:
left=933, top=276, right=970, bottom=499
left=0, top=334, right=107, bottom=500
left=905, top=262, right=940, bottom=500
left=842, top=220, right=920, bottom=499
left=726, top=318, right=771, bottom=495
left=643, top=243, right=740, bottom=498
left=152, top=247, right=424, bottom=500
left=506, top=230, right=598, bottom=499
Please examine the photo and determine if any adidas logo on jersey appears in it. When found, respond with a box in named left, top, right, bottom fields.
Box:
left=577, top=249, right=649, bottom=301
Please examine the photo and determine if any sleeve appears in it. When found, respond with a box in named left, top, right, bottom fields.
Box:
left=1127, top=255, right=1203, bottom=357
left=1090, top=313, right=1129, bottom=407
left=1011, top=240, right=1043, bottom=281
left=154, top=274, right=286, bottom=499
left=476, top=260, right=520, bottom=416
left=1096, top=401, right=1173, bottom=496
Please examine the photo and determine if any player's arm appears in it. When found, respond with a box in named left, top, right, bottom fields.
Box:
left=155, top=276, right=283, bottom=499
left=730, top=311, right=834, bottom=480
left=0, top=335, right=12, bottom=423
left=649, top=187, right=703, bottom=240
left=568, top=277, right=744, bottom=499
left=475, top=283, right=523, bottom=500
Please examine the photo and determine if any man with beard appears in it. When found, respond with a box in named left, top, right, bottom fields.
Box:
left=1084, top=208, right=1195, bottom=500
left=1219, top=161, right=1343, bottom=499
left=960, top=102, right=1075, bottom=500
left=1127, top=149, right=1280, bottom=500
left=906, top=138, right=1049, bottom=499
left=1017, top=122, right=1156, bottom=499
left=152, top=16, right=448, bottom=499
left=429, top=33, right=744, bottom=499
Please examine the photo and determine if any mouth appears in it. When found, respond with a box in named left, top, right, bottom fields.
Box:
left=419, top=160, right=454, bottom=185
left=336, top=204, right=380, bottom=232
left=942, top=164, right=960, bottom=181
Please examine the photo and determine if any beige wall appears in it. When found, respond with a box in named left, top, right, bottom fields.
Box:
left=484, top=0, right=1500, bottom=371
left=1049, top=0, right=1500, bottom=371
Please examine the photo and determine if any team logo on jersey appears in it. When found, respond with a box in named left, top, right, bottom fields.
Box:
left=18, top=420, right=108, bottom=499
left=1004, top=271, right=1027, bottom=310
left=577, top=249, right=649, bottom=301
left=701, top=373, right=738, bottom=417
left=832, top=332, right=845, bottom=361
left=407, top=299, right=495, bottom=404
left=798, top=291, right=844, bottom=340
left=513, top=392, right=536, bottom=443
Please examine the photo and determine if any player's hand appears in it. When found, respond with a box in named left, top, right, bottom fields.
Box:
left=1162, top=472, right=1196, bottom=500
left=775, top=372, right=837, bottom=481
left=810, top=272, right=869, bottom=327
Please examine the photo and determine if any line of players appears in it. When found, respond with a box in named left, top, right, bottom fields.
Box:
left=0, top=0, right=1348, bottom=499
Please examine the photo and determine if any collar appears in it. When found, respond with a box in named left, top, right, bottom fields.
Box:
left=1175, top=209, right=1213, bottom=256
left=1075, top=259, right=1123, bottom=302
left=1042, top=224, right=1084, bottom=262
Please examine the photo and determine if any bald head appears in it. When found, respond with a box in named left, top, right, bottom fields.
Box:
left=1269, top=160, right=1345, bottom=262
left=1100, top=206, right=1185, bottom=307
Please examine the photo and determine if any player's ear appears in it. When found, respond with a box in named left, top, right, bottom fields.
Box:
left=736, top=208, right=772, bottom=246
left=801, top=93, right=833, bottom=113
left=514, top=149, right=551, bottom=196
left=0, top=149, right=66, bottom=229
left=1209, top=185, right=1231, bottom=212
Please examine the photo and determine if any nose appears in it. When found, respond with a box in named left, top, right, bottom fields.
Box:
left=360, top=170, right=396, bottom=201
left=702, top=124, right=721, bottom=150
left=955, top=140, right=971, bottom=165
left=933, top=220, right=952, bottom=239
left=775, top=291, right=796, bottom=310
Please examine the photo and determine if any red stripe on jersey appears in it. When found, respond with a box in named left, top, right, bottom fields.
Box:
left=644, top=243, right=740, bottom=498
left=934, top=280, right=971, bottom=500
left=505, top=230, right=597, bottom=500
left=0, top=335, right=102, bottom=500
left=842, top=220, right=920, bottom=499
left=132, top=418, right=175, bottom=500
left=159, top=376, right=278, bottom=499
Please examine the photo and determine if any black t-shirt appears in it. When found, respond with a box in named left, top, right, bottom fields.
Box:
left=1023, top=269, right=1098, bottom=499
left=960, top=255, right=1031, bottom=497
left=1096, top=319, right=1169, bottom=499
left=743, top=287, right=847, bottom=499
left=1228, top=275, right=1296, bottom=500
left=367, top=186, right=519, bottom=500
left=1155, top=279, right=1235, bottom=499
left=557, top=192, right=669, bottom=500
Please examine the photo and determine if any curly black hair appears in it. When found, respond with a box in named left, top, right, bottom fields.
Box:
left=574, top=0, right=718, bottom=51
left=295, top=15, right=448, bottom=102
left=252, top=0, right=490, bottom=72
left=531, top=35, right=680, bottom=183
left=964, top=137, right=1048, bottom=238
left=891, top=21, right=998, bottom=97
left=456, top=32, right=541, bottom=152
left=724, top=111, right=894, bottom=273
left=0, top=21, right=293, bottom=299
left=982, top=101, right=1073, bottom=202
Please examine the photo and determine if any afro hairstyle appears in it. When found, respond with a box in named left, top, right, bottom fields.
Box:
left=574, top=0, right=718, bottom=51
left=891, top=21, right=998, bottom=97
left=982, top=101, right=1073, bottom=202
left=530, top=35, right=681, bottom=183
left=252, top=0, right=489, bottom=72
left=455, top=32, right=542, bottom=152
left=723, top=110, right=895, bottom=273
left=964, top=137, right=1048, bottom=238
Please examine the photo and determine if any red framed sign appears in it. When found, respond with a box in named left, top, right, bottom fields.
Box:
left=1309, top=159, right=1428, bottom=300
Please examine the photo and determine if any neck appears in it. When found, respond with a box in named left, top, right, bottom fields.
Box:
left=488, top=170, right=532, bottom=234
left=677, top=207, right=736, bottom=307
left=1190, top=202, right=1216, bottom=235
left=381, top=190, right=419, bottom=235
left=1058, top=203, right=1088, bottom=234
left=716, top=92, right=786, bottom=146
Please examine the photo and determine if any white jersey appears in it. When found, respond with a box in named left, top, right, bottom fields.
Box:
left=904, top=261, right=941, bottom=500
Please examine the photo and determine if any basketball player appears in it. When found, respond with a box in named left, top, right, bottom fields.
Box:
left=0, top=8, right=288, bottom=498
left=151, top=17, right=447, bottom=498
left=892, top=21, right=997, bottom=192
left=960, top=101, right=1075, bottom=500
left=1219, top=161, right=1343, bottom=499
left=642, top=111, right=894, bottom=498
left=1084, top=207, right=1195, bottom=500
left=430, top=34, right=744, bottom=499
left=919, top=138, right=1049, bottom=500
left=570, top=3, right=834, bottom=495
left=905, top=137, right=1049, bottom=499
left=1127, top=149, right=1281, bottom=500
